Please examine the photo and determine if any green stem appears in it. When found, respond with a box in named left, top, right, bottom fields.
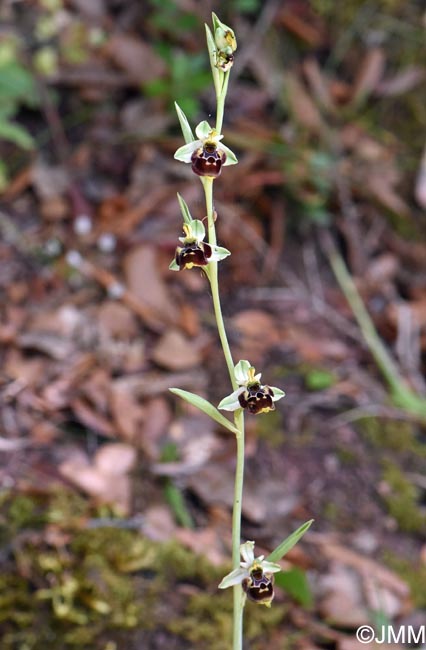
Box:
left=202, top=177, right=237, bottom=389
left=215, top=71, right=230, bottom=134
left=232, top=410, right=245, bottom=649
left=202, top=175, right=245, bottom=650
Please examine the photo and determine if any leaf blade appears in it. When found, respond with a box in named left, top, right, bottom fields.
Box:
left=266, top=519, right=314, bottom=563
left=170, top=388, right=240, bottom=435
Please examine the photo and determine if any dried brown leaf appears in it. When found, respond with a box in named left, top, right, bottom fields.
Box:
left=285, top=72, right=323, bottom=133
left=139, top=397, right=172, bottom=459
left=109, top=381, right=145, bottom=442
left=124, top=244, right=176, bottom=329
left=232, top=309, right=281, bottom=364
left=351, top=47, right=386, bottom=103
left=71, top=397, right=116, bottom=437
left=152, top=329, right=202, bottom=370
left=94, top=442, right=137, bottom=476
left=97, top=301, right=139, bottom=340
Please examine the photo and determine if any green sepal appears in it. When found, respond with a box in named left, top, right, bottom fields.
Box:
left=169, top=258, right=180, bottom=271
left=174, top=141, right=197, bottom=163
left=174, top=101, right=194, bottom=144
left=218, top=567, right=247, bottom=589
left=189, top=219, right=205, bottom=241
left=221, top=143, right=238, bottom=166
left=217, top=387, right=244, bottom=411
left=271, top=387, right=285, bottom=402
left=170, top=388, right=240, bottom=435
left=266, top=519, right=314, bottom=563
left=211, top=245, right=231, bottom=261
left=234, top=360, right=252, bottom=384
left=177, top=193, right=193, bottom=224
left=195, top=120, right=212, bottom=141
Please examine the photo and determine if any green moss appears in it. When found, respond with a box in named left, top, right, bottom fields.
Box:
left=381, top=461, right=426, bottom=533
left=335, top=445, right=358, bottom=465
left=168, top=591, right=285, bottom=650
left=322, top=501, right=343, bottom=524
left=384, top=553, right=426, bottom=609
left=2, top=489, right=282, bottom=650
left=359, top=417, right=426, bottom=456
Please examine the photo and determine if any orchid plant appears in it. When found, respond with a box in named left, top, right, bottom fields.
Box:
left=169, top=13, right=313, bottom=649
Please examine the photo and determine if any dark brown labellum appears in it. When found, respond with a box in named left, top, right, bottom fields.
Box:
left=238, top=382, right=275, bottom=414
left=175, top=241, right=212, bottom=270
left=242, top=567, right=275, bottom=606
left=191, top=144, right=226, bottom=178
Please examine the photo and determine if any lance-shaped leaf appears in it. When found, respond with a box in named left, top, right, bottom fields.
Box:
left=266, top=519, right=313, bottom=563
left=177, top=193, right=193, bottom=224
left=174, top=102, right=194, bottom=144
left=170, top=388, right=240, bottom=435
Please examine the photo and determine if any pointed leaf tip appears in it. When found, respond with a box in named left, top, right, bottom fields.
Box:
left=177, top=193, right=193, bottom=224
left=266, top=519, right=314, bottom=563
left=174, top=102, right=194, bottom=145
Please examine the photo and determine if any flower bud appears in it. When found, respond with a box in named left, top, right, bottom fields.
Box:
left=214, top=20, right=237, bottom=54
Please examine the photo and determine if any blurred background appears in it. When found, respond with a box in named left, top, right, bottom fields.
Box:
left=0, top=1, right=425, bottom=648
